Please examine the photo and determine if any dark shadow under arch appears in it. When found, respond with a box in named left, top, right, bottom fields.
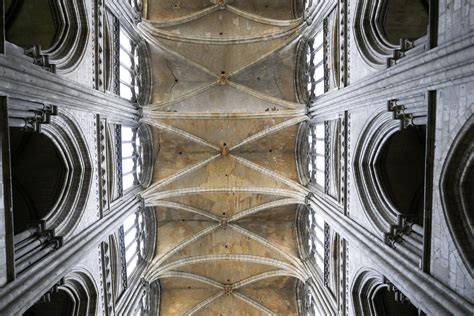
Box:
left=440, top=116, right=474, bottom=276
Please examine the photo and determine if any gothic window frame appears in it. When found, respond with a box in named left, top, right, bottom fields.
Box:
left=108, top=16, right=151, bottom=105
left=119, top=209, right=147, bottom=282
left=121, top=126, right=143, bottom=192
left=302, top=206, right=326, bottom=273
left=306, top=29, right=326, bottom=100
left=118, top=28, right=140, bottom=102
left=308, top=122, right=326, bottom=190
left=120, top=124, right=153, bottom=195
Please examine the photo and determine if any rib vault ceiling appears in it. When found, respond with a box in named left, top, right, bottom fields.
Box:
left=139, top=1, right=309, bottom=314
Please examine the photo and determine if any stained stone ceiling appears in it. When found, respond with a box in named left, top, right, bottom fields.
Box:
left=139, top=1, right=310, bottom=314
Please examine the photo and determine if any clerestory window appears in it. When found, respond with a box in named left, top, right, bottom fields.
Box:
left=306, top=30, right=325, bottom=100
left=308, top=122, right=325, bottom=188
left=119, top=29, right=141, bottom=101
left=121, top=126, right=144, bottom=191
left=306, top=208, right=325, bottom=272
left=121, top=210, right=146, bottom=278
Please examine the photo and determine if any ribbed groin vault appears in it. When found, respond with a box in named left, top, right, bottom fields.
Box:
left=138, top=1, right=308, bottom=314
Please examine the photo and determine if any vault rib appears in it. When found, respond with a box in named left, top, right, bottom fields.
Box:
left=184, top=292, right=224, bottom=316
left=227, top=80, right=304, bottom=109
left=229, top=115, right=308, bottom=152
left=231, top=154, right=308, bottom=193
left=229, top=29, right=301, bottom=77
left=233, top=291, right=276, bottom=316
left=141, top=119, right=221, bottom=151
left=144, top=81, right=218, bottom=109
left=228, top=224, right=307, bottom=277
left=156, top=271, right=224, bottom=289
left=145, top=187, right=306, bottom=202
left=138, top=20, right=302, bottom=45
left=142, top=154, right=221, bottom=195
left=229, top=198, right=304, bottom=222
left=146, top=5, right=220, bottom=27
left=138, top=23, right=218, bottom=77
left=141, top=109, right=307, bottom=119
left=144, top=201, right=221, bottom=222
left=147, top=224, right=221, bottom=271
left=233, top=270, right=299, bottom=289
left=154, top=254, right=306, bottom=279
left=226, top=5, right=303, bottom=27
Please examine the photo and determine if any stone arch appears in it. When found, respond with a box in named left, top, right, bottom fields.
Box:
left=24, top=269, right=98, bottom=316
left=109, top=234, right=125, bottom=303
left=135, top=41, right=153, bottom=106
left=10, top=111, right=93, bottom=239
left=352, top=269, right=419, bottom=316
left=440, top=116, right=474, bottom=277
left=10, top=129, right=67, bottom=234
left=137, top=124, right=154, bottom=189
left=353, top=111, right=425, bottom=234
left=353, top=0, right=429, bottom=68
left=141, top=207, right=157, bottom=262
left=40, top=112, right=93, bottom=238
left=295, top=37, right=311, bottom=104
left=296, top=121, right=311, bottom=186
left=5, top=0, right=89, bottom=73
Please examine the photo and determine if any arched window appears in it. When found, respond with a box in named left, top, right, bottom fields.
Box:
left=305, top=207, right=326, bottom=272
left=127, top=0, right=143, bottom=11
left=120, top=210, right=147, bottom=279
left=121, top=126, right=144, bottom=191
left=119, top=28, right=142, bottom=101
left=305, top=31, right=325, bottom=100
left=308, top=122, right=326, bottom=189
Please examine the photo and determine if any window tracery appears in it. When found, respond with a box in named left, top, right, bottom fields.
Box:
left=308, top=122, right=326, bottom=189
left=305, top=30, right=326, bottom=100
left=119, top=29, right=141, bottom=101
left=121, top=210, right=146, bottom=279
left=304, top=207, right=326, bottom=272
left=121, top=126, right=144, bottom=191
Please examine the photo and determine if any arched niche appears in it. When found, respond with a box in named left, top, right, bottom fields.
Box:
left=440, top=116, right=473, bottom=276
left=354, top=0, right=429, bottom=68
left=24, top=270, right=98, bottom=316
left=382, top=0, right=429, bottom=45
left=10, top=130, right=66, bottom=234
left=5, top=0, right=89, bottom=73
left=376, top=126, right=426, bottom=226
left=352, top=269, right=419, bottom=316
left=354, top=111, right=426, bottom=234
left=10, top=112, right=92, bottom=238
